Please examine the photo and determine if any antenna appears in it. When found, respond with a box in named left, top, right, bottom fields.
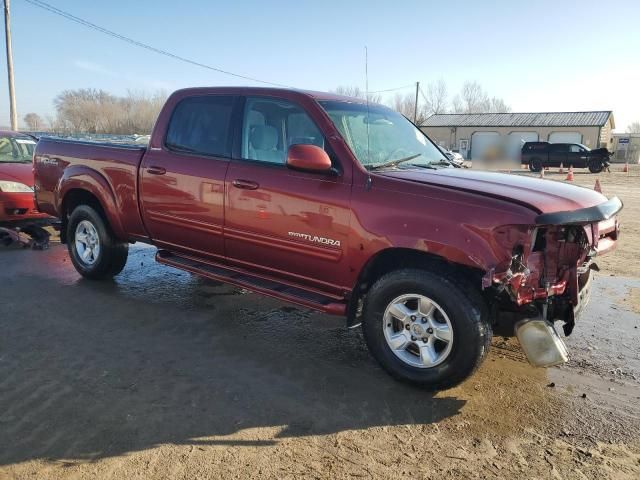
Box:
left=365, top=46, right=371, bottom=167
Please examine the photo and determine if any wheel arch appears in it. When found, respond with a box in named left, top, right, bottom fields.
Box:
left=58, top=168, right=125, bottom=243
left=347, top=247, right=486, bottom=327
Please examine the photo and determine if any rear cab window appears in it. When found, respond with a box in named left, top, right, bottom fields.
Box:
left=165, top=95, right=236, bottom=158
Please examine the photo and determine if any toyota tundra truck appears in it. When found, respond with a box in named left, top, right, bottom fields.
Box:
left=33, top=87, right=622, bottom=389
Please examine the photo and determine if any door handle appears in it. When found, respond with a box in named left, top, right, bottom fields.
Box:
left=147, top=165, right=167, bottom=175
left=147, top=166, right=167, bottom=175
left=232, top=179, right=259, bottom=190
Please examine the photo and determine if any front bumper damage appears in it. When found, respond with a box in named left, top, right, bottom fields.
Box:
left=485, top=197, right=622, bottom=367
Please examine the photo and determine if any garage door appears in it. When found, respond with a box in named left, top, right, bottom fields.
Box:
left=508, top=132, right=538, bottom=159
left=549, top=132, right=582, bottom=144
left=470, top=132, right=500, bottom=160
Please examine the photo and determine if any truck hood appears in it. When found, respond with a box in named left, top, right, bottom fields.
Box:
left=0, top=162, right=34, bottom=187
left=377, top=168, right=607, bottom=214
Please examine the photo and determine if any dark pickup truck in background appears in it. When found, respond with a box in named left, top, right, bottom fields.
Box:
left=522, top=141, right=612, bottom=173
left=33, top=87, right=622, bottom=389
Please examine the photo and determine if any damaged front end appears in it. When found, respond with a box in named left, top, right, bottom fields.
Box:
left=485, top=197, right=623, bottom=367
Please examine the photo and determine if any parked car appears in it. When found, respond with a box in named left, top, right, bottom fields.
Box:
left=33, top=88, right=622, bottom=389
left=437, top=146, right=465, bottom=167
left=0, top=131, right=51, bottom=224
left=522, top=141, right=611, bottom=173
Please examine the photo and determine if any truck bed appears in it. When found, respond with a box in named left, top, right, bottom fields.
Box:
left=34, top=136, right=148, bottom=239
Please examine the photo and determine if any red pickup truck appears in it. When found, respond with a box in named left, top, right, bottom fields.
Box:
left=33, top=87, right=622, bottom=389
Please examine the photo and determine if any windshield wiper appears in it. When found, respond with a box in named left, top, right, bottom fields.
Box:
left=429, top=159, right=454, bottom=166
left=368, top=153, right=423, bottom=171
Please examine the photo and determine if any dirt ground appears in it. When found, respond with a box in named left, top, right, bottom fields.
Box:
left=1, top=164, right=639, bottom=479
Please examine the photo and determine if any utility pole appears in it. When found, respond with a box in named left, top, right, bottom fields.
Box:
left=413, top=81, right=419, bottom=124
left=3, top=0, right=17, bottom=130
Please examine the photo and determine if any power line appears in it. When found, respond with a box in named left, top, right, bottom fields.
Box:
left=21, top=0, right=416, bottom=96
left=368, top=83, right=414, bottom=94
left=419, top=86, right=429, bottom=103
left=22, top=0, right=294, bottom=88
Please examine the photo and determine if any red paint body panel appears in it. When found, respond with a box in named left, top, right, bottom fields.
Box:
left=33, top=87, right=621, bottom=315
left=34, top=140, right=146, bottom=239
left=0, top=157, right=49, bottom=223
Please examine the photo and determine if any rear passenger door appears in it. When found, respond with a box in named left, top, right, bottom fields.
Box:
left=139, top=94, right=238, bottom=260
left=548, top=144, right=568, bottom=167
left=223, top=96, right=352, bottom=295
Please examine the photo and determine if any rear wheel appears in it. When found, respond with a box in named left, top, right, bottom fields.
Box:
left=67, top=205, right=128, bottom=279
left=361, top=269, right=491, bottom=390
left=529, top=158, right=543, bottom=172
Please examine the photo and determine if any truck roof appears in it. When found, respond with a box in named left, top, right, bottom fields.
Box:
left=170, top=87, right=371, bottom=104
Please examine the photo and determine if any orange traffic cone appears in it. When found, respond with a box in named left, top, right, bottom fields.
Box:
left=623, top=162, right=629, bottom=173
left=566, top=166, right=574, bottom=181
left=559, top=162, right=564, bottom=174
left=594, top=178, right=602, bottom=193
left=539, top=168, right=545, bottom=179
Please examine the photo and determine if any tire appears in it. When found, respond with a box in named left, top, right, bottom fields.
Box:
left=67, top=205, right=128, bottom=280
left=362, top=268, right=491, bottom=390
left=529, top=158, right=542, bottom=172
left=588, top=160, right=603, bottom=174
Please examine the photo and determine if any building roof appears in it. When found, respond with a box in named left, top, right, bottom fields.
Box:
left=421, top=111, right=613, bottom=128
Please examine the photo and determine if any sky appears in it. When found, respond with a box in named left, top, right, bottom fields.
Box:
left=1, top=0, right=639, bottom=131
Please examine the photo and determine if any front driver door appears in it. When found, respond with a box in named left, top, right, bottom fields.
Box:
left=224, top=96, right=352, bottom=295
left=139, top=94, right=238, bottom=260
left=568, top=144, right=589, bottom=168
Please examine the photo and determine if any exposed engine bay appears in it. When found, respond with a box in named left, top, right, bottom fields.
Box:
left=487, top=210, right=620, bottom=326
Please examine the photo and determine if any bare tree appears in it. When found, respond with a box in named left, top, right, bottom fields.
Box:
left=451, top=94, right=464, bottom=114
left=23, top=112, right=43, bottom=131
left=390, top=93, right=429, bottom=125
left=460, top=81, right=489, bottom=113
left=53, top=88, right=167, bottom=134
left=486, top=96, right=511, bottom=113
left=331, top=85, right=382, bottom=103
left=452, top=81, right=511, bottom=113
left=423, top=79, right=448, bottom=115
left=627, top=121, right=640, bottom=134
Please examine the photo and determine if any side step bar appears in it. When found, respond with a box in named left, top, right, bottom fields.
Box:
left=156, top=250, right=347, bottom=316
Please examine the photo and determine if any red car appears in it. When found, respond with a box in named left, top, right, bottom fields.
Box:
left=33, top=88, right=622, bottom=389
left=0, top=130, right=50, bottom=224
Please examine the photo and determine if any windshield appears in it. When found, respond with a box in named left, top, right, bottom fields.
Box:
left=0, top=135, right=36, bottom=163
left=319, top=101, right=447, bottom=170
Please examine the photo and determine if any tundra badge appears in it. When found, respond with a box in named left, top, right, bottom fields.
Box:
left=288, top=231, right=341, bottom=247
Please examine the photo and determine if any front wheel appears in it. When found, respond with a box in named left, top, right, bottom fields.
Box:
left=362, top=269, right=491, bottom=390
left=588, top=160, right=604, bottom=174
left=67, top=205, right=128, bottom=280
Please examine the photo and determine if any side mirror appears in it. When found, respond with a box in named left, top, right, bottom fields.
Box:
left=286, top=144, right=332, bottom=173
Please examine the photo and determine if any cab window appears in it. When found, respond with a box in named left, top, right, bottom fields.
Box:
left=241, top=97, right=324, bottom=164
left=165, top=95, right=236, bottom=158
left=550, top=144, right=569, bottom=153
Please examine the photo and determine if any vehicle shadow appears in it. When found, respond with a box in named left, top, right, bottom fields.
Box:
left=0, top=246, right=466, bottom=466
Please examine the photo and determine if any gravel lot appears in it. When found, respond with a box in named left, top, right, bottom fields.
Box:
left=1, top=165, right=639, bottom=479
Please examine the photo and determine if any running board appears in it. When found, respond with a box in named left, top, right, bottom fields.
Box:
left=155, top=250, right=347, bottom=316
